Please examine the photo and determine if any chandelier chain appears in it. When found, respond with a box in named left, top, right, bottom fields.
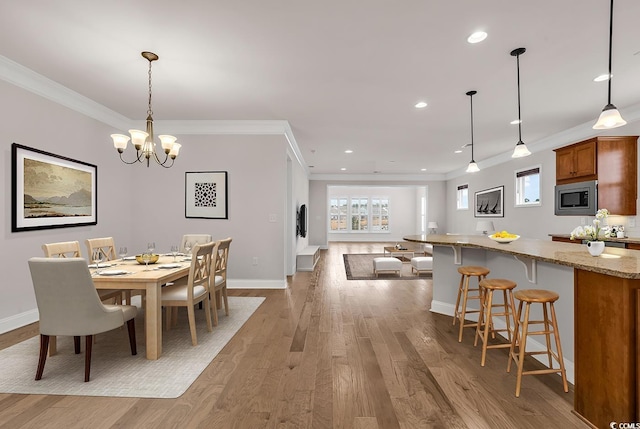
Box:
left=147, top=59, right=153, bottom=117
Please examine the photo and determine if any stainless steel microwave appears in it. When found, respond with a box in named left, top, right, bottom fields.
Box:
left=554, top=180, right=597, bottom=216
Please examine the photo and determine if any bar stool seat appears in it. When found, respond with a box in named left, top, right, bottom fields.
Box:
left=474, top=278, right=517, bottom=366
left=507, top=289, right=569, bottom=397
left=454, top=265, right=490, bottom=342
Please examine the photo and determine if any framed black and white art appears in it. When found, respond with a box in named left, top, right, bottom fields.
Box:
left=474, top=185, right=504, bottom=218
left=185, top=171, right=228, bottom=219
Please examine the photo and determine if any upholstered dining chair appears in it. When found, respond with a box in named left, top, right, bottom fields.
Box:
left=210, top=237, right=232, bottom=326
left=161, top=241, right=214, bottom=346
left=42, top=240, right=123, bottom=356
left=180, top=234, right=213, bottom=254
left=28, top=257, right=137, bottom=382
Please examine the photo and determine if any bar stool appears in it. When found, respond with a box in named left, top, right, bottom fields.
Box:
left=507, top=289, right=569, bottom=397
left=453, top=265, right=490, bottom=342
left=474, top=278, right=517, bottom=366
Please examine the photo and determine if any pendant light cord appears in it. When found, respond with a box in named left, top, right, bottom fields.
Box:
left=470, top=93, right=475, bottom=161
left=516, top=53, right=523, bottom=143
left=607, top=0, right=614, bottom=105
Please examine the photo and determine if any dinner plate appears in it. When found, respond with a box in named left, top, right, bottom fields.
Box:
left=88, top=263, right=113, bottom=268
left=123, top=256, right=137, bottom=260
left=157, top=263, right=182, bottom=269
left=98, top=270, right=129, bottom=276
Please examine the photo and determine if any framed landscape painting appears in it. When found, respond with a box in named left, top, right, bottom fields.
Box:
left=12, top=143, right=97, bottom=232
left=474, top=185, right=504, bottom=218
left=185, top=171, right=228, bottom=219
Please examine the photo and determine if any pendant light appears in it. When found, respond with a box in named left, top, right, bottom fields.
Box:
left=593, top=0, right=626, bottom=129
left=510, top=47, right=531, bottom=158
left=465, top=90, right=480, bottom=173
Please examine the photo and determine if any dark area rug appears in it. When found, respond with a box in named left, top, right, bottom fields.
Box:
left=342, top=253, right=432, bottom=280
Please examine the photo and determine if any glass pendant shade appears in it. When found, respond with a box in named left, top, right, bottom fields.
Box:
left=111, top=134, right=130, bottom=152
left=466, top=161, right=480, bottom=173
left=512, top=141, right=531, bottom=158
left=593, top=104, right=627, bottom=129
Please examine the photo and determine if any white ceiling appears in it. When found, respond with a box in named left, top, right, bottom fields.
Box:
left=1, top=0, right=640, bottom=177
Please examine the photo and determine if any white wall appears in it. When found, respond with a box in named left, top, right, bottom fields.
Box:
left=309, top=180, right=446, bottom=246
left=445, top=132, right=640, bottom=239
left=0, top=79, right=307, bottom=333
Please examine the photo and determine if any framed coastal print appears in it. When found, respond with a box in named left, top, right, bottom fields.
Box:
left=185, top=171, right=228, bottom=219
left=474, top=185, right=504, bottom=217
left=12, top=143, right=97, bottom=232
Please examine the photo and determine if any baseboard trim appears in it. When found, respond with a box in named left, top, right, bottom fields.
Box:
left=0, top=309, right=39, bottom=335
left=227, top=279, right=287, bottom=289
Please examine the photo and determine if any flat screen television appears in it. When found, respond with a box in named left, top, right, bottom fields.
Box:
left=297, top=204, right=307, bottom=238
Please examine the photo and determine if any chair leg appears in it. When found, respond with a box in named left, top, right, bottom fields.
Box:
left=187, top=305, right=198, bottom=346
left=35, top=334, right=50, bottom=380
left=210, top=288, right=219, bottom=326
left=74, top=336, right=81, bottom=354
left=222, top=287, right=229, bottom=316
left=126, top=319, right=137, bottom=356
left=84, top=335, right=93, bottom=382
left=203, top=296, right=213, bottom=333
left=48, top=335, right=57, bottom=356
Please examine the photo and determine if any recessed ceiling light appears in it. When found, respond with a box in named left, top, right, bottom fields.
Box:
left=467, top=31, right=487, bottom=44
left=593, top=73, right=612, bottom=82
left=340, top=167, right=346, bottom=171
left=510, top=119, right=521, bottom=125
left=344, top=149, right=353, bottom=154
left=415, top=101, right=428, bottom=108
left=420, top=168, right=427, bottom=171
left=454, top=149, right=463, bottom=154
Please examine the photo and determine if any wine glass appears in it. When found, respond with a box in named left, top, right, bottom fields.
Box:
left=184, top=241, right=192, bottom=255
left=170, top=245, right=179, bottom=262
left=92, top=249, right=103, bottom=275
left=141, top=251, right=152, bottom=269
left=147, top=242, right=156, bottom=254
left=119, top=246, right=128, bottom=261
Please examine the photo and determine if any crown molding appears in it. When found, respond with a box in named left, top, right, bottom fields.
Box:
left=310, top=173, right=446, bottom=182
left=0, top=54, right=308, bottom=175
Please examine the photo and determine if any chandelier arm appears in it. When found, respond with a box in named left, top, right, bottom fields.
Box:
left=118, top=150, right=146, bottom=165
left=151, top=150, right=172, bottom=167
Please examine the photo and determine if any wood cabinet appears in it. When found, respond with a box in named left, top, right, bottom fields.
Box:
left=554, top=139, right=596, bottom=183
left=550, top=236, right=581, bottom=244
left=555, top=136, right=638, bottom=215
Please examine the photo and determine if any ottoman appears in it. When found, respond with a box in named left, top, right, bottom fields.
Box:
left=373, top=257, right=402, bottom=277
left=411, top=256, right=433, bottom=275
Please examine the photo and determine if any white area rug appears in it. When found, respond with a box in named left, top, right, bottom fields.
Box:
left=0, top=296, right=265, bottom=398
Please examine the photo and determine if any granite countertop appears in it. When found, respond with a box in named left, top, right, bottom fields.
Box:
left=549, top=233, right=640, bottom=244
left=403, top=234, right=640, bottom=279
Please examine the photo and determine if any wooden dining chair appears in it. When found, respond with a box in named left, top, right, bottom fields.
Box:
left=161, top=241, right=214, bottom=346
left=85, top=237, right=137, bottom=305
left=28, top=257, right=137, bottom=382
left=85, top=237, right=117, bottom=262
left=180, top=234, right=213, bottom=253
left=210, top=237, right=232, bottom=326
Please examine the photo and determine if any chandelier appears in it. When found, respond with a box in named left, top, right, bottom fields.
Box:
left=110, top=51, right=181, bottom=168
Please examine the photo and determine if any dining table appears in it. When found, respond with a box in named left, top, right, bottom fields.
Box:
left=91, top=255, right=191, bottom=360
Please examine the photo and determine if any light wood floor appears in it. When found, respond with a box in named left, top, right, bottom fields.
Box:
left=0, top=242, right=587, bottom=428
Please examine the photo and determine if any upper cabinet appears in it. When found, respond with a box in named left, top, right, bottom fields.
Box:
left=554, top=139, right=597, bottom=183
left=555, top=136, right=638, bottom=216
left=554, top=136, right=638, bottom=215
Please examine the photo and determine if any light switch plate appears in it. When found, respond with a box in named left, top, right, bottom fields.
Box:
left=268, top=214, right=277, bottom=222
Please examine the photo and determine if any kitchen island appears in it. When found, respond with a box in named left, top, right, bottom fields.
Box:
left=404, top=234, right=640, bottom=429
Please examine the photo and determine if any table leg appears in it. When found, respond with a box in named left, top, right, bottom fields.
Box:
left=144, top=281, right=162, bottom=360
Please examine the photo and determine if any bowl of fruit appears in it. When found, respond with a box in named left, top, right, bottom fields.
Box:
left=488, top=231, right=520, bottom=243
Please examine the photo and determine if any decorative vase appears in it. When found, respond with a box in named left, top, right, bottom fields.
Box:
left=587, top=240, right=605, bottom=256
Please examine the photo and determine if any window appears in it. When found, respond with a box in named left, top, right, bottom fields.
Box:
left=371, top=198, right=389, bottom=231
left=329, top=197, right=348, bottom=231
left=329, top=196, right=389, bottom=232
left=515, top=166, right=541, bottom=207
left=351, top=198, right=368, bottom=231
left=457, top=184, right=469, bottom=210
